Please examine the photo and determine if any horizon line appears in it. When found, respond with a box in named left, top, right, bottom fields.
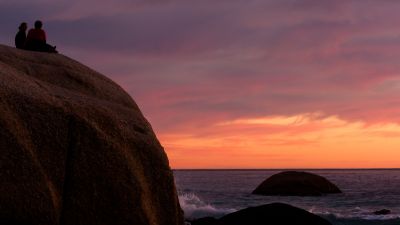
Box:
left=172, top=168, right=400, bottom=171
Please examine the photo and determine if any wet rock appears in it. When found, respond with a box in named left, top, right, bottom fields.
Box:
left=217, top=203, right=332, bottom=225
left=252, top=171, right=342, bottom=196
left=373, top=209, right=391, bottom=215
left=189, top=217, right=218, bottom=225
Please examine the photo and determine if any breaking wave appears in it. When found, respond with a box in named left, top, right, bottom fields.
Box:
left=178, top=192, right=236, bottom=219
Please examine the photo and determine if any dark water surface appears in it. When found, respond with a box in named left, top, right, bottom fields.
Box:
left=174, top=169, right=400, bottom=225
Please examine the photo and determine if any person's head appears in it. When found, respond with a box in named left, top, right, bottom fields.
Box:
left=34, top=20, right=43, bottom=29
left=19, top=22, right=27, bottom=31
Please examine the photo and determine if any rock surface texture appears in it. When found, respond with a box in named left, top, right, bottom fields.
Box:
left=190, top=203, right=332, bottom=225
left=252, top=171, right=342, bottom=196
left=0, top=45, right=183, bottom=225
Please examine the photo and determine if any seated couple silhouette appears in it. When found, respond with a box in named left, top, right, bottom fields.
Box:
left=15, top=20, right=57, bottom=53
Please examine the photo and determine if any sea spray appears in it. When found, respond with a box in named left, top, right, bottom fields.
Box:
left=178, top=192, right=236, bottom=219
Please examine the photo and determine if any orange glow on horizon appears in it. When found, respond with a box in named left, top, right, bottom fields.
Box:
left=160, top=113, right=400, bottom=169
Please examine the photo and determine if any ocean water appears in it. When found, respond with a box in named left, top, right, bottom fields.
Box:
left=174, top=169, right=400, bottom=225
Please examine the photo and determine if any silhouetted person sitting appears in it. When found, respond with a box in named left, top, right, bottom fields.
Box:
left=15, top=22, right=27, bottom=49
left=26, top=20, right=57, bottom=53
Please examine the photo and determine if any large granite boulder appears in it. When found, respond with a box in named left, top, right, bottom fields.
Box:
left=189, top=203, right=332, bottom=225
left=252, top=171, right=342, bottom=196
left=0, top=44, right=183, bottom=225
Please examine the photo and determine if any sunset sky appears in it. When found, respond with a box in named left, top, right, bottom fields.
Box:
left=1, top=0, right=400, bottom=168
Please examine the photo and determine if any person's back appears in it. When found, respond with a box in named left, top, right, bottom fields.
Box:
left=25, top=20, right=57, bottom=53
left=26, top=20, right=47, bottom=51
left=15, top=22, right=27, bottom=49
left=27, top=28, right=46, bottom=43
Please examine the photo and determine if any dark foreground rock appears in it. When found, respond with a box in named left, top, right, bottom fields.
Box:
left=189, top=217, right=218, bottom=225
left=0, top=44, right=183, bottom=225
left=189, top=203, right=332, bottom=225
left=373, top=209, right=391, bottom=215
left=252, top=171, right=342, bottom=196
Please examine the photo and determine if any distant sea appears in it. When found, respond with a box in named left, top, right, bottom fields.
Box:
left=174, top=169, right=400, bottom=225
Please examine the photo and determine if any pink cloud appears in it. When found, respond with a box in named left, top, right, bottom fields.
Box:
left=2, top=0, right=400, bottom=148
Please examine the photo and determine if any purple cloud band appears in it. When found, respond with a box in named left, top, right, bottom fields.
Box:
left=1, top=0, right=400, bottom=134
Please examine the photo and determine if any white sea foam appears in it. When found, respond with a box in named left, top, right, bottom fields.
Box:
left=179, top=193, right=400, bottom=221
left=178, top=192, right=236, bottom=219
